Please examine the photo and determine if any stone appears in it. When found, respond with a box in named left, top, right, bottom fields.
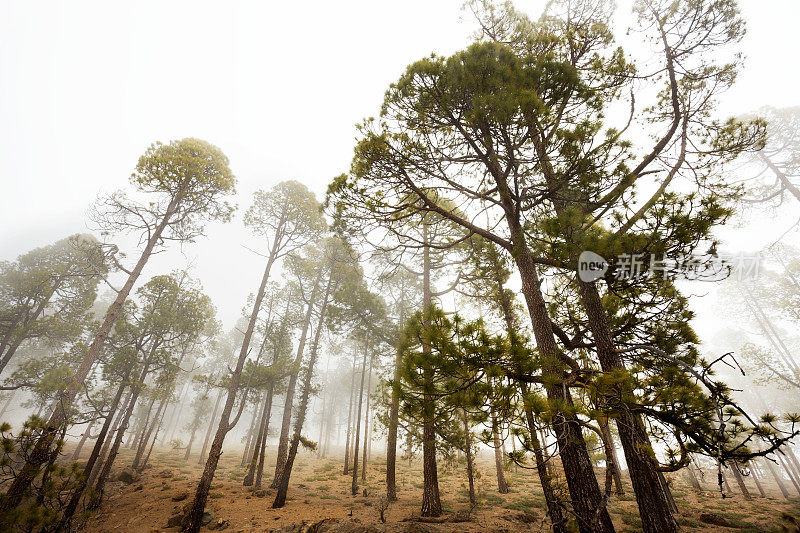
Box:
left=115, top=468, right=141, bottom=484
left=171, top=491, right=189, bottom=502
left=699, top=512, right=732, bottom=527
left=208, top=518, right=230, bottom=530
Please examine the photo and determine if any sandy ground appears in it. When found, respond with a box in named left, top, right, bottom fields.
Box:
left=77, top=444, right=800, bottom=532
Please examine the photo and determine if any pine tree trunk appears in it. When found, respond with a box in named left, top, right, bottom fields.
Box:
left=199, top=389, right=224, bottom=464
left=244, top=391, right=270, bottom=485
left=730, top=462, right=752, bottom=500
left=272, top=275, right=333, bottom=507
left=271, top=271, right=323, bottom=488
left=351, top=347, right=367, bottom=496
left=463, top=410, right=476, bottom=505
left=764, top=458, right=790, bottom=498
left=750, top=462, right=766, bottom=497
left=93, top=383, right=142, bottom=507
left=490, top=408, right=509, bottom=494
left=253, top=389, right=274, bottom=490
left=598, top=417, right=624, bottom=496
left=134, top=395, right=167, bottom=472
left=183, top=249, right=279, bottom=533
left=778, top=454, right=800, bottom=495
left=71, top=418, right=96, bottom=461
left=184, top=428, right=198, bottom=462
left=241, top=401, right=261, bottom=468
left=419, top=230, right=442, bottom=518
left=513, top=247, right=614, bottom=533
left=344, top=353, right=356, bottom=475
left=685, top=465, right=702, bottom=491
left=0, top=389, right=16, bottom=418
left=57, top=378, right=128, bottom=530
left=521, top=385, right=566, bottom=533
left=578, top=281, right=675, bottom=532
left=361, top=358, right=372, bottom=483
left=386, top=342, right=402, bottom=501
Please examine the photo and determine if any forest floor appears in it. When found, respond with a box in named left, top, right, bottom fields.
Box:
left=78, top=444, right=800, bottom=533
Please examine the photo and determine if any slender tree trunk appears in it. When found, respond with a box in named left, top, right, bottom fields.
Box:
left=750, top=462, right=766, bottom=497
left=730, top=462, right=752, bottom=500
left=578, top=281, right=675, bottom=532
left=778, top=453, right=800, bottom=495
left=271, top=271, right=323, bottom=488
left=183, top=248, right=279, bottom=533
left=93, top=383, right=143, bottom=507
left=351, top=347, right=367, bottom=496
left=86, top=387, right=133, bottom=490
left=184, top=427, right=198, bottom=461
left=598, top=417, right=624, bottom=496
left=199, top=389, right=223, bottom=464
left=385, top=303, right=406, bottom=501
left=0, top=204, right=177, bottom=516
left=361, top=357, right=372, bottom=483
left=57, top=378, right=128, bottom=531
left=419, top=230, right=442, bottom=518
left=490, top=406, right=509, bottom=494
left=241, top=401, right=261, bottom=468
left=463, top=410, right=476, bottom=505
left=0, top=389, right=16, bottom=418
left=764, top=458, right=790, bottom=499
left=71, top=418, right=96, bottom=462
left=271, top=275, right=333, bottom=508
left=165, top=381, right=191, bottom=444
left=685, top=465, right=702, bottom=491
left=133, top=395, right=167, bottom=471
left=344, top=353, right=356, bottom=475
left=254, top=388, right=274, bottom=490
left=244, top=392, right=269, bottom=485
left=521, top=385, right=566, bottom=533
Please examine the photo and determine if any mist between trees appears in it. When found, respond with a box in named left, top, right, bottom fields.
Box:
left=1, top=1, right=800, bottom=532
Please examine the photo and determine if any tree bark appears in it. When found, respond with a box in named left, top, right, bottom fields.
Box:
left=344, top=353, right=356, bottom=475
left=0, top=200, right=177, bottom=516
left=463, top=410, right=476, bottom=505
left=57, top=378, right=128, bottom=531
left=199, top=389, right=224, bottom=464
left=71, top=418, right=96, bottom=462
left=512, top=244, right=614, bottom=533
left=351, top=347, right=367, bottom=496
left=490, top=406, right=509, bottom=494
left=361, top=357, right=372, bottom=483
left=271, top=275, right=333, bottom=508
left=253, top=388, right=274, bottom=490
left=521, top=385, right=566, bottom=533
left=271, top=270, right=323, bottom=488
left=730, top=462, right=752, bottom=500
left=577, top=281, right=676, bottom=532
left=598, top=417, right=624, bottom=496
left=183, top=247, right=280, bottom=533
left=763, top=457, right=790, bottom=499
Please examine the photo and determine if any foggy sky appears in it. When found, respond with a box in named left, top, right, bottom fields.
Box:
left=1, top=0, right=798, bottom=331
